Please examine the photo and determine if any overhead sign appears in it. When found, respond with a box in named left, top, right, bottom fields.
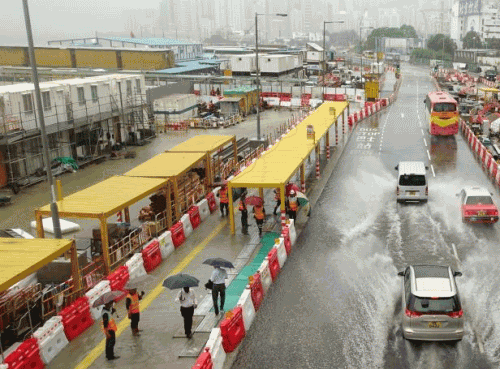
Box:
left=459, top=0, right=482, bottom=16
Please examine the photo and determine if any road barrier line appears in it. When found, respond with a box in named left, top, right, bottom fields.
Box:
left=423, top=138, right=428, bottom=147
left=430, top=164, right=436, bottom=177
left=426, top=150, right=431, bottom=160
left=73, top=220, right=228, bottom=369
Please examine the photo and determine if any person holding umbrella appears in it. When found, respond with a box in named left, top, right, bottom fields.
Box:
left=203, top=258, right=234, bottom=316
left=175, top=287, right=198, bottom=339
left=126, top=288, right=145, bottom=336
left=163, top=273, right=200, bottom=339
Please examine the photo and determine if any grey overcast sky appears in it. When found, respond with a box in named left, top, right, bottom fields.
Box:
left=0, top=0, right=451, bottom=45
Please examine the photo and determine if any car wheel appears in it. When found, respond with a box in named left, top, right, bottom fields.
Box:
left=462, top=217, right=467, bottom=223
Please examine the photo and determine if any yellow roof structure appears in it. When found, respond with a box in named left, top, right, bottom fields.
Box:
left=230, top=101, right=348, bottom=187
left=124, top=152, right=206, bottom=178
left=479, top=87, right=500, bottom=93
left=0, top=238, right=73, bottom=293
left=169, top=135, right=235, bottom=154
left=38, top=175, right=168, bottom=218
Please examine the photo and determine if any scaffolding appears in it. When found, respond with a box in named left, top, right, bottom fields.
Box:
left=0, top=88, right=152, bottom=189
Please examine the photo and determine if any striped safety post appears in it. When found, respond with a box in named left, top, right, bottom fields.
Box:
left=326, top=145, right=330, bottom=160
left=301, top=181, right=306, bottom=194
left=117, top=211, right=123, bottom=223
left=342, top=118, right=346, bottom=135
left=336, top=125, right=339, bottom=145
left=281, top=210, right=287, bottom=228
left=316, top=157, right=320, bottom=179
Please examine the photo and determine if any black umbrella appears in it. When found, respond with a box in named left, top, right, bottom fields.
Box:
left=162, top=273, right=200, bottom=290
left=92, top=291, right=126, bottom=308
left=203, top=257, right=234, bottom=269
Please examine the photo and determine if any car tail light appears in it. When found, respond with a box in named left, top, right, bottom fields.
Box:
left=447, top=309, right=463, bottom=318
left=425, top=186, right=428, bottom=196
left=397, top=186, right=400, bottom=196
left=488, top=210, right=499, bottom=216
left=405, top=308, right=422, bottom=318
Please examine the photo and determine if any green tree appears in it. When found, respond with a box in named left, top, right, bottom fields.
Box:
left=363, top=25, right=418, bottom=51
left=486, top=38, right=500, bottom=49
left=426, top=34, right=456, bottom=55
left=463, top=31, right=483, bottom=49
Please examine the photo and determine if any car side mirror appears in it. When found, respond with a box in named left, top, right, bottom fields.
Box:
left=453, top=271, right=463, bottom=277
left=395, top=165, right=399, bottom=170
left=397, top=271, right=404, bottom=276
left=455, top=193, right=460, bottom=197
left=425, top=166, right=429, bottom=170
left=423, top=100, right=426, bottom=103
left=491, top=192, right=494, bottom=196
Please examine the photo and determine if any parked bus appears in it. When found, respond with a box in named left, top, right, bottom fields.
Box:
left=424, top=91, right=459, bottom=136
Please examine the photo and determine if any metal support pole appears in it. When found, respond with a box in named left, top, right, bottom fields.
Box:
left=255, top=13, right=261, bottom=141
left=23, top=0, right=62, bottom=238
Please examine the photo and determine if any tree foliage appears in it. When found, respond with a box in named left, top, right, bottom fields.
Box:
left=411, top=48, right=453, bottom=62
left=463, top=31, right=483, bottom=49
left=362, top=25, right=418, bottom=50
left=426, top=34, right=456, bottom=55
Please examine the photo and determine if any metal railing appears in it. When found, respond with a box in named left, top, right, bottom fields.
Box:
left=108, top=226, right=151, bottom=271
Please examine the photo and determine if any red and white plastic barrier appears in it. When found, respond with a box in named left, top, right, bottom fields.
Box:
left=248, top=273, right=264, bottom=311
left=3, top=338, right=45, bottom=369
left=285, top=219, right=297, bottom=245
left=107, top=265, right=130, bottom=295
left=212, top=187, right=221, bottom=207
left=191, top=347, right=213, bottom=369
left=237, top=289, right=256, bottom=332
left=170, top=221, right=186, bottom=248
left=197, top=199, right=210, bottom=222
left=257, top=260, right=272, bottom=293
left=180, top=214, right=194, bottom=238
left=266, top=248, right=281, bottom=282
left=85, top=280, right=112, bottom=321
left=220, top=306, right=246, bottom=353
left=125, top=253, right=148, bottom=281
left=141, top=239, right=163, bottom=273
left=58, top=297, right=94, bottom=341
left=205, top=328, right=226, bottom=369
left=158, top=230, right=175, bottom=259
left=206, top=192, right=217, bottom=213
left=188, top=206, right=201, bottom=229
left=274, top=238, right=287, bottom=269
left=33, top=316, right=69, bottom=365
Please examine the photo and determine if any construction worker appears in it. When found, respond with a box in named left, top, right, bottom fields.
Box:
left=102, top=301, right=119, bottom=360
left=218, top=185, right=229, bottom=217
left=239, top=193, right=249, bottom=235
left=253, top=202, right=266, bottom=237
left=126, top=288, right=145, bottom=336
left=288, top=190, right=299, bottom=220
left=273, top=188, right=281, bottom=215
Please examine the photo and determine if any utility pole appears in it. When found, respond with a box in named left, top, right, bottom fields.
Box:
left=22, top=0, right=62, bottom=239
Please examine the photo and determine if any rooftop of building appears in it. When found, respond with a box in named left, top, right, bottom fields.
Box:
left=224, top=86, right=257, bottom=94
left=153, top=58, right=224, bottom=74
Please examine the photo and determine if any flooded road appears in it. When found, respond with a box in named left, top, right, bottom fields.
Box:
left=231, top=66, right=500, bottom=368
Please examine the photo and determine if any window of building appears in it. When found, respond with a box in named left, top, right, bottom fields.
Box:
left=42, top=91, right=51, bottom=111
left=77, top=87, right=85, bottom=105
left=22, top=93, right=33, bottom=113
left=126, top=80, right=132, bottom=96
left=135, top=79, right=141, bottom=94
left=91, top=85, right=98, bottom=102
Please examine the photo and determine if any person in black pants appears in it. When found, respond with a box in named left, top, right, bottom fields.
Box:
left=239, top=193, right=249, bottom=235
left=176, top=287, right=198, bottom=338
left=210, top=266, right=228, bottom=316
left=101, top=302, right=119, bottom=360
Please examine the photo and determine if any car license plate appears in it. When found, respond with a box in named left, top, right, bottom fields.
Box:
left=428, top=321, right=441, bottom=328
left=478, top=211, right=485, bottom=216
left=409, top=191, right=417, bottom=196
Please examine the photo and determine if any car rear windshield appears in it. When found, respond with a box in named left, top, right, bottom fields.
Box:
left=433, top=103, right=456, bottom=112
left=399, top=174, right=426, bottom=186
left=409, top=295, right=461, bottom=313
left=466, top=196, right=494, bottom=205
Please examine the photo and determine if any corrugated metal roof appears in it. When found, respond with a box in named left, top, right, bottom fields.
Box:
left=0, top=238, right=74, bottom=293
left=104, top=37, right=200, bottom=46
left=154, top=59, right=223, bottom=74
left=124, top=152, right=206, bottom=178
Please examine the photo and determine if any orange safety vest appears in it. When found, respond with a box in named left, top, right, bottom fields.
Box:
left=239, top=201, right=246, bottom=211
left=220, top=188, right=229, bottom=203
left=289, top=199, right=298, bottom=211
left=127, top=293, right=140, bottom=314
left=101, top=316, right=117, bottom=338
left=254, top=206, right=264, bottom=220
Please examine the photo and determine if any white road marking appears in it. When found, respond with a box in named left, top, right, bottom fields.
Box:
left=431, top=164, right=436, bottom=177
left=476, top=329, right=485, bottom=354
left=451, top=243, right=460, bottom=262
left=401, top=113, right=404, bottom=118
left=423, top=138, right=428, bottom=147
left=426, top=150, right=431, bottom=160
left=421, top=129, right=424, bottom=135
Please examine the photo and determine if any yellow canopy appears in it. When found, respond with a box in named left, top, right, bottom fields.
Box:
left=479, top=87, right=500, bottom=93
left=124, top=152, right=206, bottom=178
left=38, top=175, right=168, bottom=218
left=230, top=101, right=348, bottom=188
left=0, top=238, right=73, bottom=293
left=169, top=135, right=235, bottom=154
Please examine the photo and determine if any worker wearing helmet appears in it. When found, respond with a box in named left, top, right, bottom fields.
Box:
left=288, top=190, right=299, bottom=220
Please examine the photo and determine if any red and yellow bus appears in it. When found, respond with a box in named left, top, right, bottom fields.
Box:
left=424, top=91, right=459, bottom=136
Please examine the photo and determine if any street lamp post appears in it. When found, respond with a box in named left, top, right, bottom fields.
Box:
left=255, top=12, right=287, bottom=142
left=359, top=25, right=373, bottom=86
left=22, top=0, right=62, bottom=238
left=322, top=20, right=344, bottom=86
